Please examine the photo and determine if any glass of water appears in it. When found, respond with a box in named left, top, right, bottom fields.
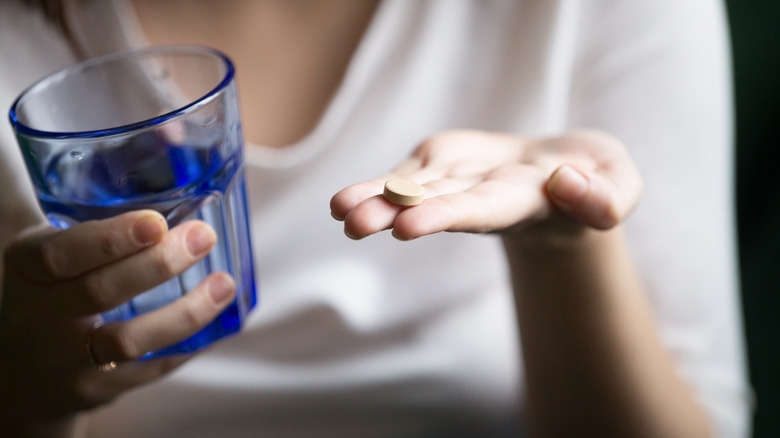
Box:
left=8, top=45, right=257, bottom=358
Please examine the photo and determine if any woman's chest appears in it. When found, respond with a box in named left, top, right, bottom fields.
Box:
left=128, top=0, right=380, bottom=148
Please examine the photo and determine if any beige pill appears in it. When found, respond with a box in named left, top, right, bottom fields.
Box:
left=383, top=179, right=425, bottom=206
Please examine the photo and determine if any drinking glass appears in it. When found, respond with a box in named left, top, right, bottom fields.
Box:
left=8, top=45, right=257, bottom=358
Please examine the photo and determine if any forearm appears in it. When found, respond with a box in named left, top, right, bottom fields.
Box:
left=504, top=226, right=710, bottom=438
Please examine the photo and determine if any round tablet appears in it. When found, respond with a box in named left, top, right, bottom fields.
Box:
left=383, top=179, right=425, bottom=206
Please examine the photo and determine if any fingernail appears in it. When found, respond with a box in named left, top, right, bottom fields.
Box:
left=391, top=229, right=416, bottom=241
left=344, top=229, right=362, bottom=240
left=208, top=274, right=235, bottom=304
left=133, top=214, right=166, bottom=245
left=186, top=225, right=216, bottom=256
left=331, top=211, right=344, bottom=221
left=548, top=165, right=588, bottom=205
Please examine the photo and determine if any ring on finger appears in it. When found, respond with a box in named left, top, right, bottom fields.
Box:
left=85, top=321, right=118, bottom=373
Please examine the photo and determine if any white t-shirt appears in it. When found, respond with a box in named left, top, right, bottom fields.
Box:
left=0, top=1, right=751, bottom=437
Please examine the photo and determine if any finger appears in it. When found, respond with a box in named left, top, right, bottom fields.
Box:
left=546, top=164, right=642, bottom=229
left=53, top=220, right=217, bottom=316
left=340, top=175, right=478, bottom=239
left=392, top=172, right=549, bottom=240
left=89, top=272, right=236, bottom=363
left=330, top=180, right=385, bottom=221
left=6, top=210, right=167, bottom=283
left=330, top=173, right=441, bottom=223
left=341, top=194, right=404, bottom=239
left=330, top=157, right=450, bottom=221
left=72, top=354, right=193, bottom=410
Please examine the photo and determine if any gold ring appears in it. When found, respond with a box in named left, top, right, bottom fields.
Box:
left=85, top=321, right=118, bottom=373
left=96, top=361, right=118, bottom=373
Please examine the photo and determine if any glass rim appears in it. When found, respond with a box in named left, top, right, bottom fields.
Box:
left=8, top=45, right=235, bottom=140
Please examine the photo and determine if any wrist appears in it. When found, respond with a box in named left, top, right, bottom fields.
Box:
left=500, top=215, right=600, bottom=252
left=500, top=223, right=628, bottom=286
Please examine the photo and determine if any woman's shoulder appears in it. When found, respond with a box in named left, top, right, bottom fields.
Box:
left=0, top=1, right=78, bottom=99
left=0, top=2, right=78, bottom=233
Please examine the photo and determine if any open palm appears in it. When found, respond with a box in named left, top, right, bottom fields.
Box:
left=330, top=129, right=642, bottom=241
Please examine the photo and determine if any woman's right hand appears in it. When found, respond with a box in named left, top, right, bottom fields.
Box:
left=0, top=210, right=236, bottom=435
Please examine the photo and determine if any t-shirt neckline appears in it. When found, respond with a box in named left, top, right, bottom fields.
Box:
left=68, top=0, right=398, bottom=169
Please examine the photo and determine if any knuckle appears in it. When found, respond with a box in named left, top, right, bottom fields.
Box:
left=416, top=130, right=477, bottom=160
left=602, top=208, right=622, bottom=230
left=418, top=134, right=449, bottom=155
left=111, top=329, right=141, bottom=360
left=179, top=298, right=207, bottom=329
left=94, top=230, right=124, bottom=260
left=152, top=250, right=181, bottom=280
left=82, top=274, right=113, bottom=312
left=594, top=202, right=621, bottom=230
left=39, top=240, right=65, bottom=279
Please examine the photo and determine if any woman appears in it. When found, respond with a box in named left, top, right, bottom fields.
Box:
left=0, top=0, right=750, bottom=437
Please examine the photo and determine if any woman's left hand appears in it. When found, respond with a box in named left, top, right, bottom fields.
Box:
left=330, top=129, right=643, bottom=241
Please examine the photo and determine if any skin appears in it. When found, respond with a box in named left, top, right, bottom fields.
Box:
left=0, top=1, right=711, bottom=437
left=1, top=213, right=237, bottom=436
left=331, top=129, right=710, bottom=437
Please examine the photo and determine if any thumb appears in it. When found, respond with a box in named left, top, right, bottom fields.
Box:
left=546, top=164, right=640, bottom=230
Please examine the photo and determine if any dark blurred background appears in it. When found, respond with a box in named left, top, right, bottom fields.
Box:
left=725, top=1, right=780, bottom=437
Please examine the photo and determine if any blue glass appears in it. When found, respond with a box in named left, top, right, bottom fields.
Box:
left=9, top=46, right=257, bottom=358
